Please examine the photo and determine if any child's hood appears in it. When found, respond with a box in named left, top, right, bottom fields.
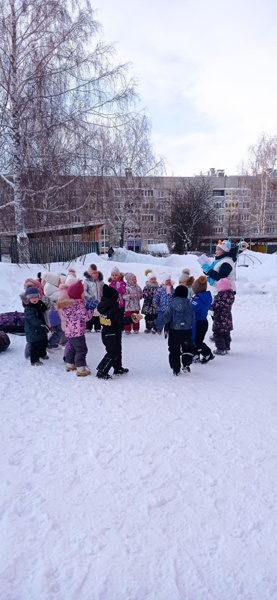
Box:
left=56, top=298, right=76, bottom=310
left=194, top=290, right=212, bottom=307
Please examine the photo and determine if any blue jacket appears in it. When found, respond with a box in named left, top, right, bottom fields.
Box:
left=163, top=297, right=195, bottom=330
left=153, top=285, right=174, bottom=313
left=191, top=291, right=212, bottom=321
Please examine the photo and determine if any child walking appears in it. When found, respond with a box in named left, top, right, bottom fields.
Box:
left=191, top=276, right=214, bottom=364
left=153, top=274, right=174, bottom=334
left=123, top=272, right=143, bottom=334
left=56, top=280, right=96, bottom=377
left=141, top=270, right=159, bottom=333
left=96, top=284, right=142, bottom=379
left=210, top=278, right=235, bottom=355
left=163, top=286, right=195, bottom=375
left=21, top=286, right=49, bottom=366
left=83, top=263, right=104, bottom=332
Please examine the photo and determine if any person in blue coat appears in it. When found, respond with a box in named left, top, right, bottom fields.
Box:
left=163, top=286, right=195, bottom=375
left=21, top=287, right=49, bottom=366
left=191, top=276, right=214, bottom=364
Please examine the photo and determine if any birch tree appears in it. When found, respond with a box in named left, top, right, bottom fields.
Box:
left=0, top=0, right=135, bottom=261
left=170, top=178, right=214, bottom=253
left=247, top=133, right=277, bottom=235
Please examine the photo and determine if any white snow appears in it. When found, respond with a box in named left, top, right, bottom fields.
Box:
left=1, top=251, right=277, bottom=599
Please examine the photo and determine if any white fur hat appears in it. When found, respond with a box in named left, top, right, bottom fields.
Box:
left=146, top=271, right=157, bottom=282
left=111, top=266, right=120, bottom=276
left=161, top=274, right=172, bottom=284
left=65, top=268, right=77, bottom=286
left=41, top=272, right=60, bottom=287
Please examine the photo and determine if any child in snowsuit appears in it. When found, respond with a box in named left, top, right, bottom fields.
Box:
left=56, top=280, right=96, bottom=377
left=153, top=275, right=174, bottom=334
left=191, top=276, right=214, bottom=364
left=83, top=263, right=104, bottom=332
left=21, top=286, right=49, bottom=366
left=41, top=272, right=63, bottom=351
left=108, top=266, right=126, bottom=314
left=163, top=286, right=195, bottom=375
left=123, top=272, right=143, bottom=334
left=178, top=269, right=195, bottom=299
left=142, top=270, right=159, bottom=333
left=96, top=284, right=142, bottom=379
left=210, top=278, right=235, bottom=355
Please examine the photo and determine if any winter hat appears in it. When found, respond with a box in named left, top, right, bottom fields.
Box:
left=125, top=272, right=136, bottom=284
left=42, top=272, right=60, bottom=287
left=58, top=283, right=69, bottom=300
left=25, top=286, right=40, bottom=299
left=87, top=263, right=98, bottom=276
left=65, top=268, right=77, bottom=286
left=111, top=266, right=120, bottom=276
left=24, top=278, right=44, bottom=297
left=179, top=269, right=190, bottom=284
left=146, top=270, right=157, bottom=282
left=67, top=280, right=84, bottom=300
left=217, top=278, right=232, bottom=292
left=174, top=285, right=188, bottom=298
left=102, top=284, right=118, bottom=300
left=161, top=274, right=172, bottom=284
left=192, top=276, right=207, bottom=295
left=216, top=239, right=231, bottom=253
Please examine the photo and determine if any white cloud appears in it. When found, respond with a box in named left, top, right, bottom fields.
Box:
left=95, top=0, right=277, bottom=175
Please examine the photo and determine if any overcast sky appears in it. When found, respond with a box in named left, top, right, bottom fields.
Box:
left=94, top=0, right=277, bottom=176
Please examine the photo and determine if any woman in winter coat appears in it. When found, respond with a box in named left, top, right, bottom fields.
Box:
left=83, top=263, right=104, bottom=332
left=163, top=286, right=195, bottom=375
left=210, top=278, right=235, bottom=355
left=141, top=270, right=159, bottom=333
left=123, top=272, right=143, bottom=334
left=153, top=274, right=174, bottom=335
left=202, top=240, right=238, bottom=291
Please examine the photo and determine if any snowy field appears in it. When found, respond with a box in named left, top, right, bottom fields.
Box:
left=1, top=250, right=277, bottom=600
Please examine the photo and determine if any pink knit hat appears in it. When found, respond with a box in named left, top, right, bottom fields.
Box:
left=217, top=278, right=232, bottom=292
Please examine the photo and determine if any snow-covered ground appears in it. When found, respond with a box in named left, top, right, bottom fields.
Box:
left=1, top=251, right=277, bottom=600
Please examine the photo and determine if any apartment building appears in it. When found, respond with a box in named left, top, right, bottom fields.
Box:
left=1, top=169, right=277, bottom=255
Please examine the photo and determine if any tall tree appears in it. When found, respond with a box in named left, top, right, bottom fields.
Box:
left=247, top=132, right=277, bottom=235
left=0, top=0, right=135, bottom=261
left=170, top=178, right=214, bottom=253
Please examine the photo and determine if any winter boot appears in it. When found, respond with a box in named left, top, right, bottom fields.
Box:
left=66, top=363, right=77, bottom=372
left=113, top=367, right=129, bottom=375
left=182, top=366, right=191, bottom=373
left=173, top=370, right=180, bottom=376
left=76, top=366, right=91, bottom=377
left=201, top=353, right=215, bottom=364
left=213, top=349, right=227, bottom=356
left=96, top=371, right=112, bottom=380
left=31, top=360, right=43, bottom=366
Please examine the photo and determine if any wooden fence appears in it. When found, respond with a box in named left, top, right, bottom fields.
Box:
left=2, top=240, right=99, bottom=263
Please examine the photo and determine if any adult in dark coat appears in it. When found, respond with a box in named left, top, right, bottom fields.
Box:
left=96, top=284, right=139, bottom=379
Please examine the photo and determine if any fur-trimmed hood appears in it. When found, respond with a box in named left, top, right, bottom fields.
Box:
left=56, top=298, right=76, bottom=310
left=83, top=270, right=103, bottom=281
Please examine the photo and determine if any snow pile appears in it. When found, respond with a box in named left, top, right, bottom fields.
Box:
left=1, top=251, right=277, bottom=599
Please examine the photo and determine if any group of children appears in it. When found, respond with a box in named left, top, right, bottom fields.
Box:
left=20, top=247, right=235, bottom=378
